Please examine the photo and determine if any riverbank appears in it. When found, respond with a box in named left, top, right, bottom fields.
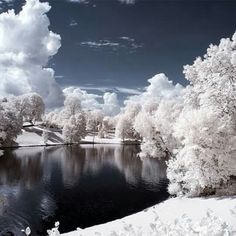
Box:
left=62, top=196, right=236, bottom=235
left=7, top=125, right=138, bottom=148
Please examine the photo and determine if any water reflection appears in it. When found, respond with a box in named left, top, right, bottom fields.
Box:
left=0, top=145, right=168, bottom=235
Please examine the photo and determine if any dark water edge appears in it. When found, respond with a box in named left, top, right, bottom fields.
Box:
left=0, top=144, right=169, bottom=236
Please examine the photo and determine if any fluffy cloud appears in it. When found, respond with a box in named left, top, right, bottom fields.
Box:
left=63, top=87, right=120, bottom=116
left=0, top=0, right=64, bottom=108
left=103, top=92, right=120, bottom=116
left=126, top=73, right=184, bottom=104
left=63, top=87, right=101, bottom=110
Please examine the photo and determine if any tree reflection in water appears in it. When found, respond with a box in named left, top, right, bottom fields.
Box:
left=0, top=145, right=169, bottom=235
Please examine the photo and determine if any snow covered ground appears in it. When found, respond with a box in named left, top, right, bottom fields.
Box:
left=13, top=126, right=125, bottom=147
left=61, top=197, right=236, bottom=236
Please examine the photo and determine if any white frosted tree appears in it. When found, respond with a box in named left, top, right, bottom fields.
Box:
left=98, top=116, right=113, bottom=138
left=43, top=111, right=60, bottom=128
left=64, top=95, right=82, bottom=117
left=115, top=102, right=141, bottom=141
left=0, top=99, right=23, bottom=146
left=18, top=93, right=45, bottom=124
left=134, top=111, right=169, bottom=159
left=62, top=112, right=86, bottom=144
left=86, top=110, right=104, bottom=141
left=115, top=115, right=138, bottom=141
left=168, top=32, right=236, bottom=196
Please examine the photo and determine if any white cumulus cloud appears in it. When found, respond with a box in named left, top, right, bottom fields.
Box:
left=0, top=0, right=64, bottom=108
left=63, top=87, right=120, bottom=116
left=126, top=73, right=184, bottom=104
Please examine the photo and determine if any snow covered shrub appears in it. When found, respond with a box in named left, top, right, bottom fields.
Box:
left=62, top=112, right=86, bottom=144
left=47, top=222, right=60, bottom=236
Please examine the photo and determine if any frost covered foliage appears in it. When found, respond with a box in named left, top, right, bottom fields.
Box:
left=0, top=0, right=64, bottom=108
left=0, top=93, right=44, bottom=146
left=115, top=102, right=141, bottom=141
left=0, top=97, right=23, bottom=146
left=134, top=100, right=183, bottom=160
left=168, top=32, right=236, bottom=197
left=86, top=109, right=104, bottom=134
left=44, top=94, right=82, bottom=128
left=17, top=93, right=45, bottom=123
left=130, top=74, right=183, bottom=159
left=62, top=112, right=86, bottom=144
left=121, top=33, right=236, bottom=197
left=134, top=111, right=168, bottom=159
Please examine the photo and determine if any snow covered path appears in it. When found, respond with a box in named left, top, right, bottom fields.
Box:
left=62, top=197, right=236, bottom=236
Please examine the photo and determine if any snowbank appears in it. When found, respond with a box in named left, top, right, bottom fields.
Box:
left=62, top=197, right=236, bottom=236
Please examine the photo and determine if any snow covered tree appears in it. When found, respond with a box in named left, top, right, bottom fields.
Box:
left=115, top=102, right=141, bottom=141
left=168, top=32, right=236, bottom=196
left=17, top=93, right=45, bottom=124
left=98, top=116, right=113, bottom=138
left=86, top=110, right=104, bottom=141
left=0, top=99, right=23, bottom=146
left=43, top=95, right=82, bottom=129
left=43, top=111, right=60, bottom=128
left=62, top=112, right=86, bottom=144
left=64, top=94, right=82, bottom=118
left=134, top=111, right=169, bottom=159
left=154, top=100, right=183, bottom=153
left=115, top=114, right=139, bottom=141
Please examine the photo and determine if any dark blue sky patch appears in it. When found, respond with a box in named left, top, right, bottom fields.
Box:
left=3, top=0, right=236, bottom=91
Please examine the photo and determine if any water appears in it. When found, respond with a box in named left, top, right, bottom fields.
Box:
left=0, top=144, right=169, bottom=235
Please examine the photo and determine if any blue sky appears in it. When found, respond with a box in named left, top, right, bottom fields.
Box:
left=1, top=0, right=236, bottom=97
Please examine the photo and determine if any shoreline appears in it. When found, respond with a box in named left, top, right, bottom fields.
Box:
left=61, top=196, right=236, bottom=236
left=0, top=125, right=140, bottom=150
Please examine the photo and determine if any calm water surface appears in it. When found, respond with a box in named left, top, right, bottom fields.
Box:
left=0, top=145, right=169, bottom=235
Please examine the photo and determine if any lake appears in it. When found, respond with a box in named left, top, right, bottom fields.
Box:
left=0, top=145, right=169, bottom=235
